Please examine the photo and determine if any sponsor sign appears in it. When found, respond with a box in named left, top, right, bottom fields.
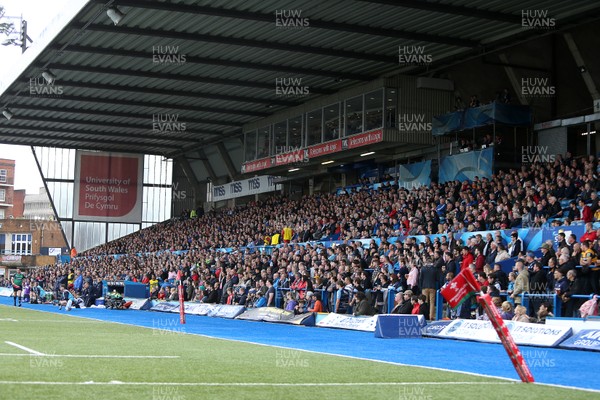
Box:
left=421, top=320, right=452, bottom=337
left=73, top=151, right=143, bottom=223
left=150, top=302, right=179, bottom=312
left=316, top=313, right=377, bottom=332
left=274, top=149, right=308, bottom=166
left=241, top=157, right=272, bottom=174
left=438, top=319, right=572, bottom=347
left=124, top=298, right=151, bottom=310
left=342, top=129, right=383, bottom=150
left=308, top=140, right=342, bottom=159
left=374, top=314, right=426, bottom=339
left=0, top=287, right=13, bottom=297
left=0, top=255, right=22, bottom=264
left=206, top=304, right=246, bottom=319
left=210, top=176, right=281, bottom=202
left=559, top=329, right=600, bottom=351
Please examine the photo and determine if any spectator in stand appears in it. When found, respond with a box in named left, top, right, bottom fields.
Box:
left=511, top=260, right=529, bottom=306
left=307, top=292, right=323, bottom=312
left=353, top=291, right=375, bottom=316
left=580, top=198, right=593, bottom=223
left=460, top=247, right=474, bottom=271
left=495, top=244, right=510, bottom=263
left=508, top=231, right=523, bottom=258
left=512, top=305, right=530, bottom=323
left=499, top=301, right=514, bottom=320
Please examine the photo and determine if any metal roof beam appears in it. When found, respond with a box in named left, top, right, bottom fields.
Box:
left=72, top=24, right=399, bottom=63
left=215, top=142, right=240, bottom=181
left=10, top=103, right=247, bottom=129
left=51, top=45, right=374, bottom=82
left=357, top=0, right=520, bottom=24
left=0, top=138, right=167, bottom=155
left=0, top=125, right=184, bottom=148
left=92, top=0, right=476, bottom=47
left=14, top=112, right=241, bottom=131
left=43, top=63, right=333, bottom=95
left=21, top=76, right=300, bottom=107
left=8, top=94, right=268, bottom=117
left=197, top=148, right=218, bottom=183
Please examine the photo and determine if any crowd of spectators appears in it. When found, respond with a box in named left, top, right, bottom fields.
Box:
left=5, top=152, right=600, bottom=320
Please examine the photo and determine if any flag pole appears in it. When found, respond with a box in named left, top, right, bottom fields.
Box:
left=177, top=270, right=186, bottom=324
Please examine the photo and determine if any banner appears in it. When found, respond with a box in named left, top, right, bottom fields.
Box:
left=395, top=160, right=431, bottom=189
left=437, top=319, right=572, bottom=347
left=0, top=255, right=22, bottom=264
left=433, top=103, right=531, bottom=136
left=342, top=129, right=383, bottom=150
left=440, top=268, right=479, bottom=308
left=439, top=147, right=493, bottom=183
left=374, top=314, right=426, bottom=338
left=308, top=140, right=342, bottom=159
left=124, top=298, right=151, bottom=310
left=210, top=176, right=281, bottom=202
left=241, top=158, right=272, bottom=174
left=150, top=302, right=179, bottom=312
left=73, top=151, right=143, bottom=223
left=316, top=313, right=377, bottom=332
left=236, top=307, right=315, bottom=325
left=0, top=287, right=12, bottom=297
left=559, top=329, right=600, bottom=351
left=206, top=304, right=246, bottom=319
left=421, top=320, right=452, bottom=337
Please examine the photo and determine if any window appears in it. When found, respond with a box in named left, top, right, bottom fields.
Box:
left=345, top=96, right=364, bottom=136
left=0, top=189, right=5, bottom=202
left=365, top=90, right=383, bottom=131
left=306, top=108, right=323, bottom=146
left=288, top=116, right=303, bottom=149
left=244, top=130, right=257, bottom=162
left=257, top=126, right=271, bottom=159
left=0, top=209, right=4, bottom=219
left=324, top=103, right=340, bottom=142
left=11, top=233, right=32, bottom=255
left=273, top=121, right=288, bottom=154
left=0, top=169, right=6, bottom=183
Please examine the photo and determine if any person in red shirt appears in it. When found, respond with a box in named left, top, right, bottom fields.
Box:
left=307, top=292, right=323, bottom=312
left=411, top=295, right=420, bottom=315
left=474, top=247, right=485, bottom=273
left=581, top=222, right=597, bottom=243
left=580, top=200, right=594, bottom=224
left=460, top=247, right=474, bottom=271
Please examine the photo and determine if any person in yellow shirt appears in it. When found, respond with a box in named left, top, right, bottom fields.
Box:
left=271, top=232, right=281, bottom=245
left=282, top=225, right=293, bottom=243
left=149, top=274, right=159, bottom=298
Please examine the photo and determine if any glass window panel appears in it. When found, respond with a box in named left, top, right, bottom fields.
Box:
left=306, top=109, right=323, bottom=146
left=385, top=88, right=398, bottom=128
left=274, top=121, right=288, bottom=154
left=345, top=96, right=364, bottom=136
left=365, top=89, right=383, bottom=131
left=324, top=103, right=340, bottom=142
left=257, top=126, right=271, bottom=159
left=245, top=130, right=257, bottom=161
left=288, top=116, right=302, bottom=149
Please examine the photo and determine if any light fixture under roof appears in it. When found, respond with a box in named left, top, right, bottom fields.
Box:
left=107, top=7, right=125, bottom=25
left=288, top=168, right=300, bottom=172
left=41, top=70, right=56, bottom=85
left=321, top=160, right=334, bottom=165
left=360, top=151, right=375, bottom=157
left=2, top=108, right=13, bottom=120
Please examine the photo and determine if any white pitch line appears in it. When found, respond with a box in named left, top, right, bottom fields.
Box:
left=0, top=381, right=518, bottom=387
left=4, top=341, right=44, bottom=356
left=0, top=318, right=17, bottom=322
left=0, top=353, right=179, bottom=359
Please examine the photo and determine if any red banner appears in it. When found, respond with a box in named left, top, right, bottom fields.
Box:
left=274, top=149, right=308, bottom=166
left=241, top=157, right=272, bottom=174
left=440, top=268, right=480, bottom=308
left=343, top=129, right=383, bottom=150
left=73, top=151, right=143, bottom=223
left=308, top=139, right=342, bottom=158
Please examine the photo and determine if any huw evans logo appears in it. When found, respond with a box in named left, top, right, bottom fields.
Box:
left=398, top=386, right=432, bottom=400
left=522, top=10, right=556, bottom=29
left=152, top=113, right=186, bottom=133
left=521, top=77, right=555, bottom=97
left=275, top=77, right=310, bottom=97
left=152, top=45, right=186, bottom=65
left=398, top=45, right=432, bottom=66
left=398, top=114, right=431, bottom=133
left=521, top=146, right=556, bottom=163
left=29, top=76, right=63, bottom=98
left=275, top=9, right=309, bottom=29
left=171, top=182, right=187, bottom=201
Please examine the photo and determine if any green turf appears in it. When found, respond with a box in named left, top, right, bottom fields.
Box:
left=0, top=305, right=598, bottom=400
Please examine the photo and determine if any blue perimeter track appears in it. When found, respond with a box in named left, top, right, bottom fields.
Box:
left=1, top=297, right=598, bottom=393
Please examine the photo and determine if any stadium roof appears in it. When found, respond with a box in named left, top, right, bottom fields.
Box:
left=0, top=0, right=599, bottom=157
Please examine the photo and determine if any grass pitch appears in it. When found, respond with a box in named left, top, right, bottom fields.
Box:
left=0, top=305, right=598, bottom=400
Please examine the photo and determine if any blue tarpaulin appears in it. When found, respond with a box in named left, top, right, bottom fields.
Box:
left=433, top=103, right=532, bottom=136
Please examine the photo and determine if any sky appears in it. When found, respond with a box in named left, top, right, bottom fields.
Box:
left=0, top=0, right=71, bottom=193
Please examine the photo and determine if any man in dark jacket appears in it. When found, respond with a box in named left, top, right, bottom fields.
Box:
left=419, top=261, right=439, bottom=320
left=353, top=291, right=375, bottom=316
left=393, top=290, right=414, bottom=314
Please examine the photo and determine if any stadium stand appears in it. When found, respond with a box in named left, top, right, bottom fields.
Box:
left=6, top=153, right=599, bottom=322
